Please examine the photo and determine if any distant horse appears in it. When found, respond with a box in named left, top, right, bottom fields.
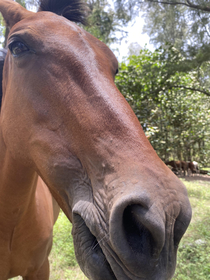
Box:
left=193, top=161, right=199, bottom=173
left=0, top=0, right=191, bottom=279
left=165, top=160, right=189, bottom=176
left=187, top=161, right=199, bottom=175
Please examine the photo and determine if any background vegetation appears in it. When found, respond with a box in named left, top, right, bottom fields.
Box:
left=115, top=46, right=210, bottom=164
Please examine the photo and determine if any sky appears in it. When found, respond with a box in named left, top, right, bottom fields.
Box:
left=110, top=13, right=154, bottom=61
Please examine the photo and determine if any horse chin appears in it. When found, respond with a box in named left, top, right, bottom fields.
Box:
left=72, top=214, right=117, bottom=280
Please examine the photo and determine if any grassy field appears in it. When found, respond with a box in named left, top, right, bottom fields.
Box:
left=11, top=175, right=210, bottom=280
left=49, top=212, right=88, bottom=280
left=174, top=176, right=210, bottom=280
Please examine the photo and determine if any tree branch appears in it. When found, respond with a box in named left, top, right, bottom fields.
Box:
left=144, top=0, right=210, bottom=12
left=186, top=0, right=210, bottom=12
left=170, top=85, right=210, bottom=96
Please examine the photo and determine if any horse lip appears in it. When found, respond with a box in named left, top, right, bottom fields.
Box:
left=72, top=212, right=117, bottom=280
left=72, top=212, right=155, bottom=280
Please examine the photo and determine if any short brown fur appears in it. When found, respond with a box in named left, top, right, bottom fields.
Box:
left=0, top=1, right=191, bottom=279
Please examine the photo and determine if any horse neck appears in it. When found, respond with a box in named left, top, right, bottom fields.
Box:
left=0, top=128, right=38, bottom=226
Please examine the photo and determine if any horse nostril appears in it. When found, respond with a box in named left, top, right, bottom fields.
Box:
left=109, top=199, right=168, bottom=277
left=123, top=205, right=154, bottom=256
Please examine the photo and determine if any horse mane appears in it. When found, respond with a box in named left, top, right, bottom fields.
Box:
left=0, top=48, right=7, bottom=110
left=38, top=0, right=89, bottom=25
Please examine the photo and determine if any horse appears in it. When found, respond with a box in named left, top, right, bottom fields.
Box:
left=186, top=161, right=199, bottom=175
left=165, top=160, right=189, bottom=176
left=0, top=0, right=192, bottom=279
left=193, top=161, right=199, bottom=173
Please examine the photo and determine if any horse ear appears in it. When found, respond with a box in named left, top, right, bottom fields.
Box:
left=0, top=0, right=33, bottom=29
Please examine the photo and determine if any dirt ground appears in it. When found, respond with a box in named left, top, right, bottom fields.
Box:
left=179, top=174, right=210, bottom=183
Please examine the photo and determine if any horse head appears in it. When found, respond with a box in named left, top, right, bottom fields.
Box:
left=0, top=0, right=191, bottom=279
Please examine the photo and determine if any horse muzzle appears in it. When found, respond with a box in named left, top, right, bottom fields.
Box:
left=71, top=187, right=191, bottom=280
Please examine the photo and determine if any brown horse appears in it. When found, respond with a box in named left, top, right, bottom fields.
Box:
left=165, top=160, right=189, bottom=176
left=0, top=0, right=192, bottom=279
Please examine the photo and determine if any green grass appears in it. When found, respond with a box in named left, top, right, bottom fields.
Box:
left=201, top=167, right=210, bottom=171
left=49, top=211, right=88, bottom=280
left=11, top=177, right=210, bottom=279
left=174, top=178, right=210, bottom=280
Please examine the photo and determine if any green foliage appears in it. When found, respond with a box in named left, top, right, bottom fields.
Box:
left=140, top=1, right=210, bottom=94
left=115, top=0, right=210, bottom=94
left=85, top=0, right=126, bottom=45
left=115, top=0, right=210, bottom=55
left=15, top=0, right=26, bottom=8
left=115, top=46, right=210, bottom=164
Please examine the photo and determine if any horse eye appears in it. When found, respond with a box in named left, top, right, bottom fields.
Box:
left=115, top=68, right=119, bottom=75
left=8, top=41, right=29, bottom=56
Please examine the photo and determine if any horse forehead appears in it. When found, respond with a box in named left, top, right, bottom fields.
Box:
left=11, top=12, right=82, bottom=41
left=10, top=12, right=117, bottom=68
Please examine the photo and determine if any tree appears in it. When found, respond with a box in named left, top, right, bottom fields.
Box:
left=85, top=0, right=127, bottom=45
left=115, top=0, right=210, bottom=24
left=115, top=47, right=210, bottom=164
left=115, top=0, right=210, bottom=60
left=140, top=1, right=210, bottom=12
left=115, top=0, right=210, bottom=98
left=142, top=4, right=189, bottom=51
left=142, top=1, right=210, bottom=57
